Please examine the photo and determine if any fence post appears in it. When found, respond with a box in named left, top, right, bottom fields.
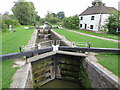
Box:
left=88, top=42, right=91, bottom=48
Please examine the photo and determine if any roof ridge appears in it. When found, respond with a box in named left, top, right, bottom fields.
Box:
left=79, top=5, right=118, bottom=16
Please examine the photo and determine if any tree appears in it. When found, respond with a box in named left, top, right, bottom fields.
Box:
left=45, top=11, right=61, bottom=24
left=39, top=18, right=45, bottom=25
left=92, top=0, right=105, bottom=6
left=52, top=13, right=56, bottom=17
left=12, top=0, right=36, bottom=25
left=105, top=11, right=120, bottom=35
left=49, top=17, right=60, bottom=24
left=4, top=11, right=10, bottom=15
left=45, top=11, right=53, bottom=23
left=36, top=15, right=40, bottom=22
left=17, top=0, right=25, bottom=2
left=9, top=14, right=17, bottom=20
left=56, top=11, right=65, bottom=20
left=63, top=15, right=79, bottom=29
left=2, top=14, right=20, bottom=32
left=3, top=18, right=20, bottom=28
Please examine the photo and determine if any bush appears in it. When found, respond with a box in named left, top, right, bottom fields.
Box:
left=12, top=20, right=20, bottom=28
left=105, top=12, right=120, bottom=35
left=49, top=17, right=60, bottom=24
left=2, top=23, right=7, bottom=32
left=63, top=15, right=79, bottom=29
left=2, top=19, right=20, bottom=32
left=39, top=18, right=45, bottom=25
left=108, top=26, right=120, bottom=35
left=56, top=21, right=64, bottom=26
left=3, top=19, right=12, bottom=28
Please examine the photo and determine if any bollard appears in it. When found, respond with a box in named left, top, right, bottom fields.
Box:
left=88, top=42, right=91, bottom=48
left=19, top=46, right=22, bottom=52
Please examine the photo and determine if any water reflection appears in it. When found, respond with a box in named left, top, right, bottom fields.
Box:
left=40, top=79, right=80, bottom=88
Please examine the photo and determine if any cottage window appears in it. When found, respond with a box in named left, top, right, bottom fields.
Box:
left=81, top=17, right=83, bottom=20
left=116, top=27, right=120, bottom=32
left=80, top=24, right=82, bottom=27
left=90, top=25, right=94, bottom=29
left=91, top=16, right=95, bottom=20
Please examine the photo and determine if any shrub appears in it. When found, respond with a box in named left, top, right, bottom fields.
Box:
left=12, top=20, right=20, bottom=28
left=2, top=19, right=20, bottom=32
left=105, top=12, right=120, bottom=35
left=2, top=23, right=7, bottom=32
left=108, top=26, right=120, bottom=35
left=63, top=15, right=79, bottom=29
left=56, top=21, right=64, bottom=26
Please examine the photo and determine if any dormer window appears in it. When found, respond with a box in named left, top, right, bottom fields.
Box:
left=91, top=16, right=95, bottom=20
left=81, top=17, right=83, bottom=20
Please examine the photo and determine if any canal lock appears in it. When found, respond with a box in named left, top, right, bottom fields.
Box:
left=31, top=28, right=92, bottom=88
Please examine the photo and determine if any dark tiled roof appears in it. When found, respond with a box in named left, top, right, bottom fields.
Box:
left=79, top=6, right=118, bottom=16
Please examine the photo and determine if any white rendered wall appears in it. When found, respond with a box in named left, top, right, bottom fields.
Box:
left=79, top=14, right=109, bottom=31
left=101, top=14, right=109, bottom=26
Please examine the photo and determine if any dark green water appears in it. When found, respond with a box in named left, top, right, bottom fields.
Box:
left=40, top=79, right=80, bottom=88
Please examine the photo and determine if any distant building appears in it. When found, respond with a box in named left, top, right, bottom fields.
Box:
left=79, top=0, right=118, bottom=31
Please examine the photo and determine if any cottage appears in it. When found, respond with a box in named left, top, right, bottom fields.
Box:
left=79, top=0, right=118, bottom=32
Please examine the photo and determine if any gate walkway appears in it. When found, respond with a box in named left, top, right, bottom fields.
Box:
left=64, top=28, right=120, bottom=42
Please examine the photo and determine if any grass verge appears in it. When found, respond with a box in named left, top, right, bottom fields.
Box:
left=66, top=28, right=119, bottom=40
left=0, top=61, right=2, bottom=89
left=0, top=31, right=2, bottom=89
left=54, top=29, right=119, bottom=48
left=1, top=25, right=34, bottom=88
left=2, top=25, right=34, bottom=54
left=2, top=60, right=19, bottom=88
left=53, top=28, right=119, bottom=77
left=96, top=53, right=119, bottom=77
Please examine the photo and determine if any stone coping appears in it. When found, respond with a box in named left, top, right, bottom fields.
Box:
left=10, top=63, right=32, bottom=88
left=51, top=30, right=72, bottom=46
left=26, top=30, right=38, bottom=51
left=27, top=50, right=87, bottom=63
left=85, top=55, right=120, bottom=88
left=10, top=29, right=38, bottom=88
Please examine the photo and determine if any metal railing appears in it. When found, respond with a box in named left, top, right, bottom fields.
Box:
left=56, top=40, right=90, bottom=48
left=20, top=40, right=54, bottom=51
left=37, top=40, right=54, bottom=49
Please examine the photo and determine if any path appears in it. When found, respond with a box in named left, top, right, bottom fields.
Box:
left=64, top=28, right=120, bottom=42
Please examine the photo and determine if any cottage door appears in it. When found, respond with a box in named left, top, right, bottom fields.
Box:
left=85, top=24, right=87, bottom=29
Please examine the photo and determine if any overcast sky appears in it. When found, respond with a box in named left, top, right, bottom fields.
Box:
left=0, top=0, right=120, bottom=18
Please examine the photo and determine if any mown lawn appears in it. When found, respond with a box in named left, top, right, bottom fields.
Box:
left=54, top=29, right=119, bottom=48
left=69, top=29, right=120, bottom=40
left=0, top=31, right=2, bottom=89
left=1, top=25, right=34, bottom=88
left=53, top=28, right=119, bottom=77
left=96, top=53, right=119, bottom=77
left=2, top=25, right=34, bottom=54
left=2, top=60, right=19, bottom=88
left=0, top=61, right=2, bottom=89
